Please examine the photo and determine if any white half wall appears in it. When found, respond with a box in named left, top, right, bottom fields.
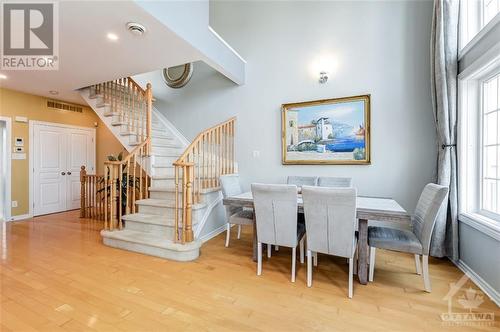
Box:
left=149, top=0, right=437, bottom=213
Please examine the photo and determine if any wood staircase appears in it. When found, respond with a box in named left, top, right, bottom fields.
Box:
left=79, top=77, right=236, bottom=261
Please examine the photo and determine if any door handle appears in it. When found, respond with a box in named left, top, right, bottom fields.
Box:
left=61, top=172, right=66, bottom=175
left=67, top=171, right=72, bottom=175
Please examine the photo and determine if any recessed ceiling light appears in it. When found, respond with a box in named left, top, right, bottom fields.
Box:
left=49, top=90, right=59, bottom=95
left=126, top=22, right=146, bottom=36
left=107, top=33, right=119, bottom=41
left=0, top=74, right=7, bottom=79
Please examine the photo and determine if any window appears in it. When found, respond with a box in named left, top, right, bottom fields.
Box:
left=481, top=73, right=499, bottom=217
left=484, top=0, right=500, bottom=25
left=460, top=0, right=500, bottom=51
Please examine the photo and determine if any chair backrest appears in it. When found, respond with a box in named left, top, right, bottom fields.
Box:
left=287, top=176, right=318, bottom=187
left=220, top=174, right=242, bottom=198
left=220, top=174, right=243, bottom=218
left=317, top=177, right=352, bottom=188
left=251, top=183, right=298, bottom=247
left=302, top=186, right=357, bottom=258
left=411, top=183, right=449, bottom=255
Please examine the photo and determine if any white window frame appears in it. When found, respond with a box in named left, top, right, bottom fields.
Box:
left=459, top=0, right=500, bottom=57
left=458, top=46, right=500, bottom=229
left=479, top=72, right=500, bottom=220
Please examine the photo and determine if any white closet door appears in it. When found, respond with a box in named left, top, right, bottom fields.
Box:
left=66, top=128, right=95, bottom=210
left=33, top=123, right=95, bottom=216
left=34, top=124, right=67, bottom=215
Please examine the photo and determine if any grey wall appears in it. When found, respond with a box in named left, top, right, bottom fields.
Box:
left=459, top=222, right=500, bottom=293
left=146, top=0, right=436, bottom=213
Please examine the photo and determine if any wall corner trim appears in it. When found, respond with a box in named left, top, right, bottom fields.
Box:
left=453, top=259, right=500, bottom=307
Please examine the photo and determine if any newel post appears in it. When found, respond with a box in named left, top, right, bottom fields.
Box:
left=146, top=83, right=153, bottom=155
left=80, top=166, right=87, bottom=218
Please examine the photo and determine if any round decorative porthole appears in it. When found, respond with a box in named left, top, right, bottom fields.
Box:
left=162, top=63, right=193, bottom=89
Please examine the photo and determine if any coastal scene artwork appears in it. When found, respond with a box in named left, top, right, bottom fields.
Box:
left=282, top=95, right=370, bottom=164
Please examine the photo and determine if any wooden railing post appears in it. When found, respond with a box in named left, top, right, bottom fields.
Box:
left=80, top=166, right=87, bottom=218
left=184, top=164, right=194, bottom=243
left=146, top=83, right=152, bottom=155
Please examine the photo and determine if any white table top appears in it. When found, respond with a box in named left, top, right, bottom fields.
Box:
left=223, top=192, right=410, bottom=222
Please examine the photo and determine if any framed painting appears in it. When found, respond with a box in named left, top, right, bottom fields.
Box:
left=282, top=94, right=371, bottom=165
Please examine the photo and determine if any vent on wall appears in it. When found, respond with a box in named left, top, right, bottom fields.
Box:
left=47, top=100, right=83, bottom=113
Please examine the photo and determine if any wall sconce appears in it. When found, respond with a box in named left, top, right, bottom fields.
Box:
left=319, top=71, right=329, bottom=84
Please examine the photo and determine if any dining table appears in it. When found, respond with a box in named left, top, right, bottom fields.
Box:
left=223, top=192, right=410, bottom=285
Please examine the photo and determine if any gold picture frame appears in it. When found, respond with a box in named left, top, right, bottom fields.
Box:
left=281, top=94, right=371, bottom=165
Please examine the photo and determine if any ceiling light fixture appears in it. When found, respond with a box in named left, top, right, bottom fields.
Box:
left=0, top=74, right=7, bottom=79
left=49, top=90, right=59, bottom=95
left=107, top=33, right=119, bottom=41
left=126, top=22, right=146, bottom=36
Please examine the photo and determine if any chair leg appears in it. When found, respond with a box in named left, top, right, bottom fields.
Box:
left=369, top=247, right=376, bottom=282
left=225, top=223, right=231, bottom=247
left=257, top=242, right=263, bottom=276
left=348, top=257, right=354, bottom=299
left=313, top=252, right=318, bottom=267
left=291, top=247, right=296, bottom=282
left=307, top=249, right=312, bottom=287
left=415, top=254, right=422, bottom=275
left=299, top=238, right=305, bottom=264
left=422, top=255, right=431, bottom=292
left=267, top=244, right=272, bottom=258
left=237, top=225, right=242, bottom=239
left=353, top=248, right=358, bottom=275
left=275, top=245, right=279, bottom=251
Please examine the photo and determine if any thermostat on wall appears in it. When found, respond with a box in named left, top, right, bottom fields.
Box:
left=15, top=137, right=24, bottom=146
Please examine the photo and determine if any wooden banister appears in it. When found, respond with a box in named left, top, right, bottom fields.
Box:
left=83, top=77, right=153, bottom=228
left=173, top=117, right=236, bottom=243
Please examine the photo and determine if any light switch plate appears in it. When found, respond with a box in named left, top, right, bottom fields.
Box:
left=11, top=201, right=18, bottom=208
left=253, top=150, right=260, bottom=158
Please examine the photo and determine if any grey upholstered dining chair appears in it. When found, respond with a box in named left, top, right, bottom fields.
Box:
left=368, top=183, right=448, bottom=292
left=287, top=176, right=318, bottom=192
left=220, top=174, right=254, bottom=247
left=251, top=183, right=306, bottom=282
left=302, top=186, right=358, bottom=298
left=317, top=177, right=352, bottom=188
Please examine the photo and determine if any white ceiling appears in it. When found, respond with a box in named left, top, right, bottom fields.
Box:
left=0, top=1, right=245, bottom=104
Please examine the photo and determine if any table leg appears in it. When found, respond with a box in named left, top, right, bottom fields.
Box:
left=357, top=218, right=368, bottom=285
left=252, top=214, right=257, bottom=262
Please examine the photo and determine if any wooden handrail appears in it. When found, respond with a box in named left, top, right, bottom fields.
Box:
left=90, top=77, right=153, bottom=155
left=175, top=117, right=236, bottom=163
left=173, top=117, right=236, bottom=243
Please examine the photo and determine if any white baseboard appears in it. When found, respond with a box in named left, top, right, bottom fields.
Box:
left=199, top=224, right=227, bottom=243
left=453, top=259, right=500, bottom=307
left=8, top=214, right=33, bottom=221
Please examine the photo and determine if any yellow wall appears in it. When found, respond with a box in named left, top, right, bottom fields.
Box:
left=0, top=88, right=125, bottom=216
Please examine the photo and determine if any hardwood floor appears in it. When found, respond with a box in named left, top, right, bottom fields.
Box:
left=1, top=211, right=498, bottom=331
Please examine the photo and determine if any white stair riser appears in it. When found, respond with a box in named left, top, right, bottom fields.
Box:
left=125, top=220, right=175, bottom=237
left=102, top=237, right=200, bottom=261
left=149, top=190, right=178, bottom=201
left=137, top=204, right=205, bottom=221
left=153, top=156, right=177, bottom=164
left=151, top=178, right=175, bottom=187
left=152, top=167, right=175, bottom=177
left=151, top=137, right=176, bottom=145
left=152, top=146, right=184, bottom=155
